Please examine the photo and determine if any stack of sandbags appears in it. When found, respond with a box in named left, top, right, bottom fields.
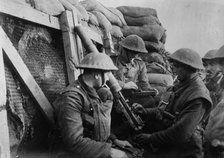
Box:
left=117, top=6, right=166, bottom=53
left=80, top=0, right=126, bottom=38
left=119, top=6, right=166, bottom=53
left=139, top=52, right=173, bottom=94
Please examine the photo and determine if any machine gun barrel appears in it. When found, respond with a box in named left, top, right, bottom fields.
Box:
left=106, top=73, right=144, bottom=131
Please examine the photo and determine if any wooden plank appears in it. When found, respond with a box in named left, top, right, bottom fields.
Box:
left=0, top=45, right=10, bottom=158
left=60, top=11, right=81, bottom=83
left=0, top=0, right=60, bottom=30
left=72, top=10, right=83, bottom=61
left=0, top=27, right=55, bottom=126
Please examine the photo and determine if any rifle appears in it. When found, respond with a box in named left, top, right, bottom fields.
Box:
left=107, top=73, right=144, bottom=132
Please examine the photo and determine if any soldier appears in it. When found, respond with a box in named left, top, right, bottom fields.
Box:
left=202, top=49, right=220, bottom=106
left=202, top=49, right=219, bottom=85
left=133, top=48, right=212, bottom=158
left=204, top=45, right=224, bottom=158
left=52, top=52, right=130, bottom=158
left=113, top=34, right=152, bottom=91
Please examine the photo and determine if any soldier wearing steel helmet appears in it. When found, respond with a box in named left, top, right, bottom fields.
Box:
left=204, top=45, right=224, bottom=158
left=52, top=52, right=130, bottom=158
left=113, top=34, right=152, bottom=91
left=202, top=49, right=219, bottom=85
left=132, top=48, right=212, bottom=158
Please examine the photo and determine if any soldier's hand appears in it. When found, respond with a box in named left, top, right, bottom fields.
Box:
left=110, top=148, right=128, bottom=158
left=97, top=87, right=113, bottom=102
left=114, top=139, right=133, bottom=148
left=123, top=81, right=138, bottom=90
left=135, top=133, right=151, bottom=147
left=132, top=103, right=146, bottom=115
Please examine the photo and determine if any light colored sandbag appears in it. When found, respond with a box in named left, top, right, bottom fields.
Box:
left=34, top=0, right=65, bottom=16
left=66, top=0, right=79, bottom=6
left=58, top=0, right=75, bottom=10
left=91, top=11, right=112, bottom=32
left=117, top=6, right=157, bottom=18
left=108, top=7, right=127, bottom=26
left=124, top=15, right=161, bottom=26
left=144, top=41, right=164, bottom=52
left=121, top=25, right=166, bottom=42
left=110, top=25, right=123, bottom=38
left=80, top=0, right=126, bottom=27
left=88, top=12, right=99, bottom=26
left=147, top=73, right=174, bottom=86
left=75, top=4, right=89, bottom=21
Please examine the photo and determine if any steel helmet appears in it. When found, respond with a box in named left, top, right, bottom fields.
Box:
left=202, top=49, right=217, bottom=61
left=119, top=34, right=148, bottom=53
left=169, top=48, right=204, bottom=70
left=77, top=52, right=118, bottom=71
left=214, top=45, right=224, bottom=59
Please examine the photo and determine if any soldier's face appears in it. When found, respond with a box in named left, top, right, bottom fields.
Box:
left=171, top=62, right=188, bottom=82
left=204, top=60, right=221, bottom=80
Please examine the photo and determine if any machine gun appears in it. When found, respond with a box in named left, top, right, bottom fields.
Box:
left=75, top=25, right=144, bottom=132
left=107, top=73, right=144, bottom=132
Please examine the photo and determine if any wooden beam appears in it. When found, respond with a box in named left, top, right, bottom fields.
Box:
left=0, top=26, right=55, bottom=126
left=60, top=11, right=81, bottom=83
left=0, top=0, right=60, bottom=30
left=0, top=0, right=103, bottom=44
left=0, top=45, right=10, bottom=158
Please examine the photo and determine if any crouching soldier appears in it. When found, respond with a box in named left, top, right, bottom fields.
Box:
left=132, top=48, right=212, bottom=158
left=52, top=52, right=129, bottom=158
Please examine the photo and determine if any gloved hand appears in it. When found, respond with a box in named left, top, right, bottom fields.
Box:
left=132, top=104, right=163, bottom=120
left=110, top=148, right=128, bottom=158
left=135, top=133, right=151, bottom=147
left=113, top=139, right=133, bottom=148
left=132, top=103, right=147, bottom=115
left=123, top=81, right=138, bottom=90
left=97, top=87, right=113, bottom=102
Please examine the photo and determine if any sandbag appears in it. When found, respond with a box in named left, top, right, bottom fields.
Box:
left=147, top=73, right=174, bottom=86
left=108, top=7, right=127, bottom=26
left=80, top=0, right=126, bottom=27
left=124, top=15, right=161, bottom=26
left=75, top=4, right=90, bottom=21
left=91, top=11, right=112, bottom=32
left=58, top=0, right=75, bottom=10
left=110, top=25, right=123, bottom=38
left=34, top=0, right=65, bottom=16
left=145, top=62, right=167, bottom=74
left=117, top=6, right=157, bottom=18
left=66, top=0, right=79, bottom=6
left=144, top=41, right=164, bottom=52
left=121, top=25, right=165, bottom=42
left=88, top=12, right=99, bottom=26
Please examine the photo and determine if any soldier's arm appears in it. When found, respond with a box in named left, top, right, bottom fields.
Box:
left=137, top=61, right=152, bottom=91
left=149, top=99, right=207, bottom=148
left=55, top=93, right=111, bottom=158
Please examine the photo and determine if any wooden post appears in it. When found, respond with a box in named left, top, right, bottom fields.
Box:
left=0, top=45, right=10, bottom=158
left=60, top=11, right=81, bottom=83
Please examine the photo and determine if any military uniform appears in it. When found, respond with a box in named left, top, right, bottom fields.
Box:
left=113, top=56, right=151, bottom=91
left=143, top=74, right=212, bottom=158
left=53, top=75, right=112, bottom=158
left=204, top=75, right=224, bottom=158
